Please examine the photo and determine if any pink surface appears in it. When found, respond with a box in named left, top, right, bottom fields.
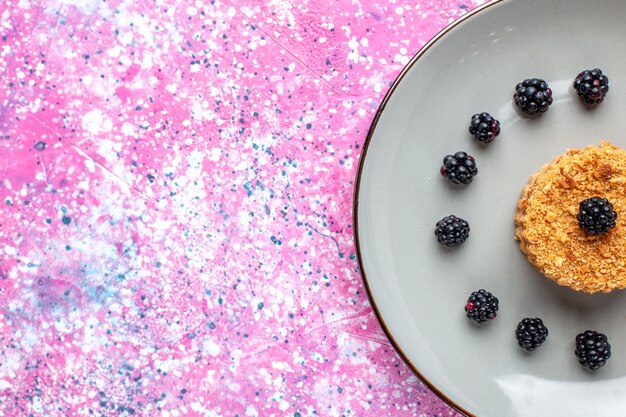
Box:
left=0, top=0, right=485, bottom=415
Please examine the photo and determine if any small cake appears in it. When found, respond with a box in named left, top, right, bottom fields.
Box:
left=514, top=141, right=626, bottom=293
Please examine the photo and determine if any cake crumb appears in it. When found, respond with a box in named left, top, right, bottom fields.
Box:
left=599, top=163, right=613, bottom=179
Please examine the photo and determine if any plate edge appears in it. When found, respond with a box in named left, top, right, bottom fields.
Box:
left=351, top=1, right=506, bottom=416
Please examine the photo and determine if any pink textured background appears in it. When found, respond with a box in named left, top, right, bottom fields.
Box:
left=0, top=0, right=485, bottom=415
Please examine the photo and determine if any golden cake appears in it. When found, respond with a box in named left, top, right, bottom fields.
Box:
left=514, top=141, right=626, bottom=293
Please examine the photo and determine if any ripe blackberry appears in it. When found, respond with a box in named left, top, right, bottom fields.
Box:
left=575, top=330, right=611, bottom=370
left=465, top=289, right=498, bottom=324
left=515, top=318, right=548, bottom=351
left=440, top=151, right=478, bottom=185
left=573, top=68, right=609, bottom=105
left=434, top=215, right=470, bottom=248
left=513, top=78, right=553, bottom=115
left=577, top=197, right=617, bottom=235
left=469, top=112, right=500, bottom=144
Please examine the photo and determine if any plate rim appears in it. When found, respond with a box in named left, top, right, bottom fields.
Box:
left=352, top=1, right=505, bottom=416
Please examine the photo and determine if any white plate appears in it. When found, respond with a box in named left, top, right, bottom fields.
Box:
left=354, top=1, right=626, bottom=416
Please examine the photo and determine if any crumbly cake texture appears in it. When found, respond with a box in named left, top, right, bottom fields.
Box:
left=515, top=141, right=626, bottom=293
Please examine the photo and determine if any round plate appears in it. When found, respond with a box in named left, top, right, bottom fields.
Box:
left=354, top=1, right=626, bottom=416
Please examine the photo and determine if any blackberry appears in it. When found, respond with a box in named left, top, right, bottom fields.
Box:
left=513, top=78, right=553, bottom=115
left=515, top=318, right=548, bottom=351
left=465, top=289, right=499, bottom=324
left=575, top=330, right=611, bottom=370
left=434, top=215, right=470, bottom=248
left=573, top=68, right=609, bottom=105
left=440, top=151, right=478, bottom=185
left=469, top=112, right=500, bottom=144
left=577, top=197, right=617, bottom=235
